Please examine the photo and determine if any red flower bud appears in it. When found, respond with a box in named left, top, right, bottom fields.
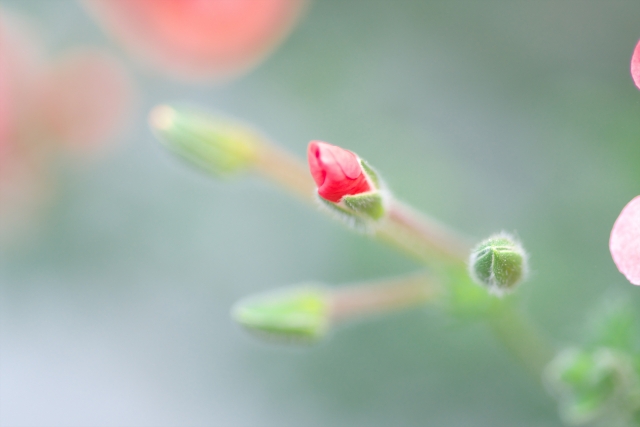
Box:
left=307, top=141, right=371, bottom=203
left=632, top=40, right=640, bottom=90
left=610, top=195, right=640, bottom=285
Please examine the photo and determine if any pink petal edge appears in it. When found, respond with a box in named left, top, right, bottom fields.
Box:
left=610, top=195, right=640, bottom=285
left=632, top=40, right=640, bottom=90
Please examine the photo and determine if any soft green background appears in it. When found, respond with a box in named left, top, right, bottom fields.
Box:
left=2, top=1, right=640, bottom=426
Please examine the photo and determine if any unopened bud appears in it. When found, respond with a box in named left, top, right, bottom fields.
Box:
left=149, top=104, right=259, bottom=176
left=231, top=286, right=330, bottom=343
left=307, top=141, right=388, bottom=229
left=468, top=232, right=528, bottom=296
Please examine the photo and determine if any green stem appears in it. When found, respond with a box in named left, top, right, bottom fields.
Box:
left=377, top=199, right=472, bottom=268
left=253, top=140, right=317, bottom=202
left=487, top=298, right=555, bottom=380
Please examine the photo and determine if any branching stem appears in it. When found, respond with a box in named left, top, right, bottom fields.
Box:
left=249, top=137, right=554, bottom=379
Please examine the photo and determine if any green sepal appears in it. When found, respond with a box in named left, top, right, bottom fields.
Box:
left=343, top=191, right=385, bottom=220
left=317, top=196, right=371, bottom=233
left=150, top=104, right=259, bottom=177
left=360, top=159, right=381, bottom=189
left=231, top=286, right=330, bottom=343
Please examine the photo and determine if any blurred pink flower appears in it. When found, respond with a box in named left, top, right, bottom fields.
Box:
left=37, top=48, right=134, bottom=154
left=632, top=40, right=640, bottom=90
left=82, top=0, right=306, bottom=82
left=0, top=7, right=135, bottom=242
left=0, top=9, right=49, bottom=241
left=0, top=9, right=44, bottom=153
left=610, top=195, right=640, bottom=285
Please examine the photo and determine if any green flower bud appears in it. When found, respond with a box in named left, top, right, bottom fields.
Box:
left=231, top=286, right=330, bottom=343
left=149, top=104, right=259, bottom=176
left=468, top=232, right=528, bottom=295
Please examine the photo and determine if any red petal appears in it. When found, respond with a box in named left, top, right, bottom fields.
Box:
left=307, top=141, right=370, bottom=203
left=307, top=141, right=326, bottom=187
left=329, top=144, right=361, bottom=179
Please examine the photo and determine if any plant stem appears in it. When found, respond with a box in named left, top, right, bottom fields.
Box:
left=249, top=139, right=555, bottom=378
left=487, top=298, right=555, bottom=380
left=329, top=273, right=439, bottom=323
left=378, top=200, right=472, bottom=267
left=253, top=141, right=317, bottom=202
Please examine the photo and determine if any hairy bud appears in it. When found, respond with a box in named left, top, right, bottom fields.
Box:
left=468, top=232, right=528, bottom=295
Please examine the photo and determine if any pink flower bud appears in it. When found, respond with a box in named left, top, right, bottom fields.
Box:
left=609, top=195, right=640, bottom=285
left=632, top=40, right=640, bottom=90
left=82, top=0, right=305, bottom=82
left=307, top=141, right=372, bottom=203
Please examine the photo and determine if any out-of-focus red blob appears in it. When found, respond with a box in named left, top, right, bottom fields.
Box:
left=307, top=141, right=371, bottom=203
left=0, top=9, right=49, bottom=241
left=610, top=195, right=640, bottom=285
left=0, top=7, right=135, bottom=242
left=0, top=56, right=12, bottom=160
left=37, top=49, right=134, bottom=154
left=83, top=0, right=305, bottom=81
left=0, top=9, right=43, bottom=156
left=632, top=40, right=640, bottom=90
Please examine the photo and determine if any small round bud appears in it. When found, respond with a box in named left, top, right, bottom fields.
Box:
left=468, top=232, right=528, bottom=296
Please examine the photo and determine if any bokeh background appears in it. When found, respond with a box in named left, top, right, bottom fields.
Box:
left=2, top=1, right=640, bottom=426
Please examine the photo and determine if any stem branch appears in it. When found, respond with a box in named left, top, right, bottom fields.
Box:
left=249, top=139, right=555, bottom=379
